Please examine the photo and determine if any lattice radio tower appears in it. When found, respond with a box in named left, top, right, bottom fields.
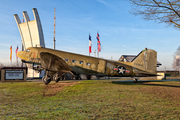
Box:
left=53, top=8, right=56, bottom=49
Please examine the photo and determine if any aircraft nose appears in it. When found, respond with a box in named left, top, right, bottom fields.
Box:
left=17, top=51, right=29, bottom=60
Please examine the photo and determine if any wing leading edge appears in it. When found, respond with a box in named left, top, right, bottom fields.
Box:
left=40, top=52, right=72, bottom=72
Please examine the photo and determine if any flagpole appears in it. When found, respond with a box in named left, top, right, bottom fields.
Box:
left=94, top=50, right=96, bottom=57
left=11, top=52, right=12, bottom=67
left=10, top=46, right=12, bottom=66
left=97, top=31, right=99, bottom=58
left=17, top=45, right=18, bottom=67
left=97, top=32, right=98, bottom=58
left=89, top=33, right=92, bottom=56
left=89, top=33, right=90, bottom=56
left=21, top=44, right=23, bottom=67
left=11, top=55, right=12, bottom=66
left=17, top=56, right=18, bottom=66
left=53, top=8, right=56, bottom=49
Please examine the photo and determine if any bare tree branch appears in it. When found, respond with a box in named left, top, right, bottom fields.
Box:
left=130, top=0, right=180, bottom=28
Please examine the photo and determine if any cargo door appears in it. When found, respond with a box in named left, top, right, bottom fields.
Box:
left=97, top=60, right=106, bottom=73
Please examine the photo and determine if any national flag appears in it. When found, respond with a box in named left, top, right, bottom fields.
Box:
left=89, top=34, right=92, bottom=53
left=16, top=46, right=19, bottom=59
left=96, top=32, right=101, bottom=52
left=10, top=46, right=12, bottom=60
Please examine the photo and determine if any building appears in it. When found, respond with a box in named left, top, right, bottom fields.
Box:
left=14, top=8, right=45, bottom=78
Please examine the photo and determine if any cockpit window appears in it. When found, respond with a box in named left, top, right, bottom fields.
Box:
left=26, top=49, right=30, bottom=52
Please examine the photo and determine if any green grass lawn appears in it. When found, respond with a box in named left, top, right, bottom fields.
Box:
left=1, top=80, right=180, bottom=119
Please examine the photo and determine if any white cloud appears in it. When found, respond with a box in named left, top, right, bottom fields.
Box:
left=97, top=0, right=110, bottom=6
left=0, top=43, right=11, bottom=47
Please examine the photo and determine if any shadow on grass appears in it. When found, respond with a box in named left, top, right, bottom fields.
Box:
left=112, top=79, right=180, bottom=88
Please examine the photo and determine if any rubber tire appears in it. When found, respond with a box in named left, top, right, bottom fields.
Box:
left=86, top=75, right=91, bottom=80
left=42, top=76, right=51, bottom=85
left=133, top=78, right=138, bottom=83
left=75, top=75, right=81, bottom=80
left=55, top=76, right=60, bottom=83
left=53, top=74, right=60, bottom=83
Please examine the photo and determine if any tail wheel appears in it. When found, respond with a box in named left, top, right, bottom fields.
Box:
left=42, top=75, right=51, bottom=85
left=133, top=78, right=138, bottom=83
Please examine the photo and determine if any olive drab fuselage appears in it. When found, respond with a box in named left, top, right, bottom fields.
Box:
left=17, top=47, right=157, bottom=77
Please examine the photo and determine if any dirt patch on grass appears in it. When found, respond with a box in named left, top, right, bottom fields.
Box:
left=141, top=82, right=180, bottom=101
left=43, top=82, right=78, bottom=97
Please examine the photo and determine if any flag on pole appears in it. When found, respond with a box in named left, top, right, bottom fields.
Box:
left=89, top=34, right=92, bottom=53
left=96, top=32, right=101, bottom=52
left=10, top=46, right=12, bottom=60
left=16, top=46, right=19, bottom=59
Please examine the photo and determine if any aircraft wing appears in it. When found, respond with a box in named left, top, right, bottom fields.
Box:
left=40, top=52, right=72, bottom=72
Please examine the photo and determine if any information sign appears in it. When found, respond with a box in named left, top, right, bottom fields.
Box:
left=5, top=71, right=24, bottom=80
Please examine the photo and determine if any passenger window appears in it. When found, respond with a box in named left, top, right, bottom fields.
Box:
left=79, top=61, right=83, bottom=64
left=87, top=63, right=90, bottom=66
left=65, top=59, right=68, bottom=61
left=72, top=60, right=75, bottom=63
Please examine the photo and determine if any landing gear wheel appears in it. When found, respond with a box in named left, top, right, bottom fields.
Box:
left=42, top=76, right=51, bottom=85
left=86, top=75, right=91, bottom=80
left=75, top=75, right=82, bottom=80
left=133, top=78, right=138, bottom=83
left=54, top=76, right=60, bottom=83
left=61, top=75, right=65, bottom=80
left=53, top=73, right=60, bottom=83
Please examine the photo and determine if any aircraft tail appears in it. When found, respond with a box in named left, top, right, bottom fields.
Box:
left=131, top=49, right=157, bottom=75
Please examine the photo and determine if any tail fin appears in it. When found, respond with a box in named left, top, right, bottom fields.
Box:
left=132, top=49, right=157, bottom=75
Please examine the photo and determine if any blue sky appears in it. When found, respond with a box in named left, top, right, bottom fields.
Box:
left=0, top=0, right=179, bottom=70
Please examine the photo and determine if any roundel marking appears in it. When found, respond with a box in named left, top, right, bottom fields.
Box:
left=118, top=66, right=126, bottom=75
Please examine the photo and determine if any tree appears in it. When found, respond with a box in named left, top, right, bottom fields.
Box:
left=129, top=0, right=180, bottom=29
left=172, top=46, right=180, bottom=70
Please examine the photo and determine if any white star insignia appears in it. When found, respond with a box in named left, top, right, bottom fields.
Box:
left=119, top=67, right=125, bottom=74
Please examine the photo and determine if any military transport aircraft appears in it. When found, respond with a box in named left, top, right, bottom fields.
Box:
left=17, top=47, right=157, bottom=84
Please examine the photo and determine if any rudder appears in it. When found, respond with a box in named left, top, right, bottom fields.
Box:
left=131, top=49, right=157, bottom=75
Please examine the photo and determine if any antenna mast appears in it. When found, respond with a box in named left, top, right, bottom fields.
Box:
left=53, top=8, right=56, bottom=49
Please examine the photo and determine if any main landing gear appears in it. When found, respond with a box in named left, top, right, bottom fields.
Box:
left=75, top=74, right=82, bottom=80
left=42, top=75, right=51, bottom=85
left=42, top=71, right=54, bottom=85
left=53, top=73, right=61, bottom=83
left=42, top=71, right=75, bottom=85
